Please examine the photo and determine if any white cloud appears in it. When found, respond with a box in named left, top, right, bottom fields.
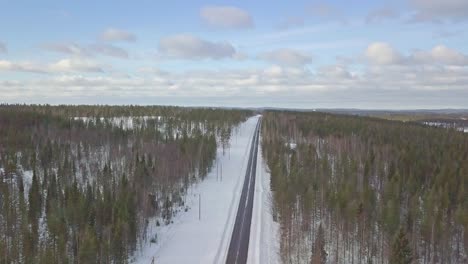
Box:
left=137, top=67, right=169, bottom=76
left=49, top=58, right=104, bottom=73
left=43, top=43, right=88, bottom=56
left=0, top=58, right=104, bottom=73
left=2, top=39, right=468, bottom=108
left=365, top=42, right=468, bottom=66
left=365, top=42, right=403, bottom=65
left=88, top=44, right=128, bottom=59
left=364, top=64, right=468, bottom=91
left=0, top=42, right=7, bottom=53
left=200, top=6, right=253, bottom=29
left=412, top=45, right=468, bottom=65
left=2, top=61, right=468, bottom=108
left=259, top=49, right=313, bottom=66
left=262, top=65, right=284, bottom=78
left=410, top=0, right=468, bottom=22
left=158, top=34, right=237, bottom=60
left=99, top=28, right=136, bottom=42
left=430, top=45, right=468, bottom=65
left=232, top=51, right=248, bottom=61
left=366, top=8, right=399, bottom=23
left=43, top=42, right=128, bottom=59
left=262, top=65, right=309, bottom=79
left=0, top=60, right=45, bottom=73
left=307, top=2, right=346, bottom=23
left=316, top=65, right=353, bottom=79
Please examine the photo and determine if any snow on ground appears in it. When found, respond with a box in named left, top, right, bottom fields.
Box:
left=132, top=115, right=260, bottom=264
left=423, top=121, right=468, bottom=133
left=73, top=116, right=161, bottom=130
left=285, top=141, right=297, bottom=150
left=22, top=169, right=33, bottom=198
left=248, top=134, right=281, bottom=264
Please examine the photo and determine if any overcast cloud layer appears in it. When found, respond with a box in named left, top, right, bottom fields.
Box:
left=0, top=1, right=467, bottom=109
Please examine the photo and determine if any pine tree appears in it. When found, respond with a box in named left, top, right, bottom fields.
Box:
left=390, top=228, right=413, bottom=264
left=78, top=227, right=97, bottom=264
left=28, top=168, right=42, bottom=253
left=28, top=169, right=42, bottom=221
left=310, top=224, right=327, bottom=264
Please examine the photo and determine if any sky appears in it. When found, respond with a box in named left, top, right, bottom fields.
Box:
left=1, top=0, right=468, bottom=109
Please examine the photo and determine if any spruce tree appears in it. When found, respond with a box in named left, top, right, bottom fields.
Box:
left=310, top=224, right=327, bottom=264
left=390, top=228, right=413, bottom=264
left=28, top=169, right=42, bottom=258
left=29, top=169, right=42, bottom=221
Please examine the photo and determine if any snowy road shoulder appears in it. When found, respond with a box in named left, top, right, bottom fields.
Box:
left=247, top=135, right=281, bottom=264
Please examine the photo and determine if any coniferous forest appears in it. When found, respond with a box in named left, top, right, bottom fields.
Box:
left=0, top=104, right=251, bottom=263
left=261, top=110, right=467, bottom=264
left=1, top=105, right=467, bottom=264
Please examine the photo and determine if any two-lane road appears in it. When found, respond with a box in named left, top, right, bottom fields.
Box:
left=226, top=118, right=261, bottom=264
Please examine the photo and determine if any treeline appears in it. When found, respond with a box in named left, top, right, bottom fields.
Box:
left=0, top=104, right=250, bottom=122
left=261, top=111, right=467, bottom=263
left=0, top=105, right=252, bottom=263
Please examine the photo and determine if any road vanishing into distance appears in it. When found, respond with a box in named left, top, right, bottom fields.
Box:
left=226, top=118, right=261, bottom=264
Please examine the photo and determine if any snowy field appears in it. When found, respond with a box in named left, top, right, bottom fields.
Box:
left=132, top=115, right=278, bottom=264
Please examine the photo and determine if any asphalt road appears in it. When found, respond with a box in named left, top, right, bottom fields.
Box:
left=226, top=118, right=261, bottom=264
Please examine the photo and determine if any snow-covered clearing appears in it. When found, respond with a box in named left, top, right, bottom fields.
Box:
left=248, top=134, right=281, bottom=264
left=133, top=115, right=279, bottom=264
left=423, top=121, right=468, bottom=133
